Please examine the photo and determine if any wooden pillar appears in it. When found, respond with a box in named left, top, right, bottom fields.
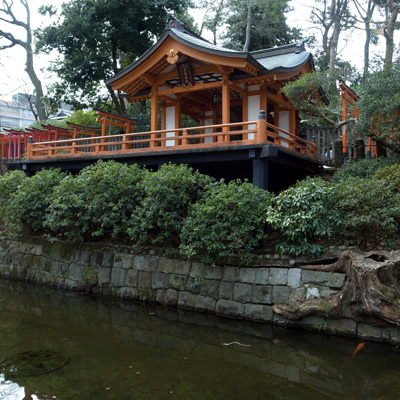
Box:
left=150, top=85, right=159, bottom=147
left=151, top=85, right=158, bottom=132
left=242, top=89, right=248, bottom=140
left=175, top=97, right=182, bottom=145
left=160, top=101, right=166, bottom=131
left=260, top=86, right=267, bottom=113
left=289, top=108, right=296, bottom=134
left=221, top=76, right=230, bottom=142
left=342, top=93, right=348, bottom=158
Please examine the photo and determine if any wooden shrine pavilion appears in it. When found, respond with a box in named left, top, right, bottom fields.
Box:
left=6, top=19, right=321, bottom=191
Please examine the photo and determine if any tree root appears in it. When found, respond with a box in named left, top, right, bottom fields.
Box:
left=273, top=250, right=400, bottom=326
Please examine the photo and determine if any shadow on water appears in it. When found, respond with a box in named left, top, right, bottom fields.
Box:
left=0, top=279, right=399, bottom=400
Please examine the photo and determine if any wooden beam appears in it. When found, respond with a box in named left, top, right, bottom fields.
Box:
left=158, top=81, right=222, bottom=96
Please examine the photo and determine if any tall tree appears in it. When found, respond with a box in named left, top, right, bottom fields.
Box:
left=36, top=0, right=192, bottom=114
left=199, top=0, right=225, bottom=45
left=311, top=0, right=355, bottom=71
left=0, top=0, right=46, bottom=120
left=222, top=0, right=301, bottom=51
left=353, top=0, right=377, bottom=79
left=373, top=0, right=400, bottom=69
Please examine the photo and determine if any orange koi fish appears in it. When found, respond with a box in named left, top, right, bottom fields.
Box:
left=352, top=342, right=365, bottom=357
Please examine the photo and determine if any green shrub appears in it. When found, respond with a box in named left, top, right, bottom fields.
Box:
left=266, top=178, right=341, bottom=257
left=374, top=163, right=400, bottom=193
left=6, top=169, right=65, bottom=233
left=45, top=161, right=146, bottom=241
left=0, top=170, right=27, bottom=203
left=179, top=180, right=271, bottom=263
left=128, top=163, right=214, bottom=246
left=331, top=177, right=400, bottom=249
left=332, top=158, right=398, bottom=181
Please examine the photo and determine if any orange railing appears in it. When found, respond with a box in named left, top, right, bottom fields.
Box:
left=26, top=118, right=317, bottom=160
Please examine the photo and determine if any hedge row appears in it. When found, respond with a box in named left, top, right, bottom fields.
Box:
left=1, top=159, right=399, bottom=262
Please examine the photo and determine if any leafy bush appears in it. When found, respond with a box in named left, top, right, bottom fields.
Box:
left=179, top=180, right=271, bottom=263
left=0, top=170, right=27, bottom=203
left=128, top=163, right=214, bottom=246
left=45, top=161, right=146, bottom=241
left=332, top=157, right=398, bottom=181
left=374, top=163, right=400, bottom=193
left=331, top=177, right=400, bottom=249
left=6, top=169, right=65, bottom=233
left=266, top=178, right=341, bottom=257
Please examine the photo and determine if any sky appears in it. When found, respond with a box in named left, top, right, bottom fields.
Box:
left=0, top=0, right=390, bottom=101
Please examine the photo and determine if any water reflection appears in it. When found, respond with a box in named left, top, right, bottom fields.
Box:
left=0, top=279, right=399, bottom=400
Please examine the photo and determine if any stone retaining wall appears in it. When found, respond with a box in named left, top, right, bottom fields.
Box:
left=0, top=237, right=399, bottom=345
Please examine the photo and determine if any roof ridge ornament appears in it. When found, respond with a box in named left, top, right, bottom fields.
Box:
left=295, top=39, right=309, bottom=54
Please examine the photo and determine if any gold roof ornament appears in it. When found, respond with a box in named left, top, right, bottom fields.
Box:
left=167, top=49, right=179, bottom=64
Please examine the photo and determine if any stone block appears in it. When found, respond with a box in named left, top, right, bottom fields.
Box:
left=169, top=274, right=187, bottom=290
left=326, top=319, right=357, bottom=335
left=151, top=271, right=170, bottom=289
left=111, top=267, right=126, bottom=287
left=204, top=264, right=223, bottom=280
left=239, top=267, right=257, bottom=284
left=244, top=304, right=273, bottom=322
left=288, top=268, right=301, bottom=288
left=117, top=287, right=139, bottom=300
left=289, top=288, right=306, bottom=304
left=101, top=252, right=115, bottom=268
left=157, top=258, right=174, bottom=274
left=200, top=279, right=220, bottom=299
left=59, top=262, right=70, bottom=278
left=219, top=281, right=234, bottom=300
left=83, top=265, right=98, bottom=286
left=301, top=270, right=345, bottom=289
left=306, top=287, right=320, bottom=300
left=223, top=266, right=239, bottom=282
left=186, top=277, right=201, bottom=294
left=195, top=295, right=216, bottom=313
left=269, top=268, right=288, bottom=285
left=138, top=271, right=152, bottom=288
left=178, top=291, right=197, bottom=310
left=252, top=285, right=273, bottom=304
left=320, top=289, right=338, bottom=298
left=156, top=289, right=179, bottom=306
left=133, top=255, right=151, bottom=271
left=215, top=299, right=245, bottom=318
left=98, top=267, right=111, bottom=285
left=254, top=268, right=269, bottom=284
left=233, top=283, right=253, bottom=303
left=175, top=260, right=191, bottom=275
left=69, top=263, right=84, bottom=282
left=125, top=269, right=138, bottom=287
left=272, top=286, right=291, bottom=304
left=91, top=252, right=104, bottom=266
left=189, top=262, right=205, bottom=279
left=358, top=323, right=390, bottom=340
left=79, top=250, right=92, bottom=265
left=389, top=327, right=400, bottom=345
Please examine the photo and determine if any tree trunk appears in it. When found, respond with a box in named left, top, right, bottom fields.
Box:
left=383, top=1, right=399, bottom=69
left=243, top=4, right=252, bottom=51
left=25, top=34, right=46, bottom=121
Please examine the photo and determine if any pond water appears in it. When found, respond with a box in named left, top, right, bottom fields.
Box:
left=0, top=279, right=399, bottom=400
